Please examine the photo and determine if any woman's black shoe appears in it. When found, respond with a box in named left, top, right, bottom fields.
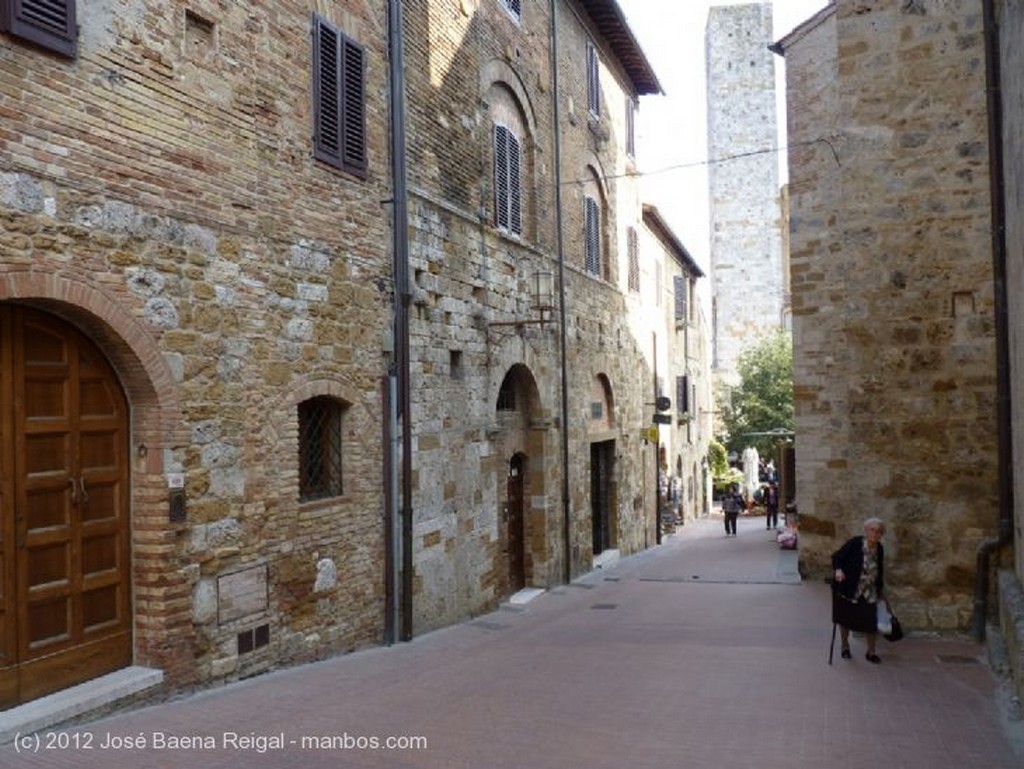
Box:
left=865, top=653, right=881, bottom=664
left=841, top=648, right=851, bottom=660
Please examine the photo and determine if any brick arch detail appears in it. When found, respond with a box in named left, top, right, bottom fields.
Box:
left=0, top=271, right=184, bottom=449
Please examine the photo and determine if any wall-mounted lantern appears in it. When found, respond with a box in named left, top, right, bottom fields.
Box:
left=490, top=269, right=556, bottom=330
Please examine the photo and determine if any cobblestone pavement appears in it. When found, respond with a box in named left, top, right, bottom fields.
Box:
left=4, top=514, right=1022, bottom=769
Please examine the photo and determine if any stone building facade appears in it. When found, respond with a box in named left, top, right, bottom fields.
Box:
left=400, top=0, right=675, bottom=633
left=640, top=204, right=712, bottom=524
left=0, top=1, right=393, bottom=708
left=775, top=0, right=1003, bottom=633
left=705, top=2, right=787, bottom=388
left=1, top=0, right=707, bottom=714
left=996, top=0, right=1024, bottom=703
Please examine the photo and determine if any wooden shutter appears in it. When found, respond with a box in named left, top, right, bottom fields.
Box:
left=1, top=0, right=77, bottom=58
left=673, top=275, right=688, bottom=322
left=508, top=132, right=521, bottom=235
left=587, top=42, right=600, bottom=118
left=625, top=98, right=636, bottom=157
left=313, top=15, right=366, bottom=177
left=676, top=375, right=690, bottom=416
left=585, top=197, right=600, bottom=275
left=627, top=227, right=639, bottom=292
left=494, top=126, right=522, bottom=236
left=494, top=126, right=509, bottom=231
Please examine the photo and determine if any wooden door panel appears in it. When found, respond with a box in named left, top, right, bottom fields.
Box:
left=0, top=306, right=132, bottom=707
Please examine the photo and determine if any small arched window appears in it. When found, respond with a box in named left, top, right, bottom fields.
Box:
left=298, top=396, right=345, bottom=502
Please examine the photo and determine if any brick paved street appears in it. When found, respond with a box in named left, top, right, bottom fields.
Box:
left=3, top=514, right=1021, bottom=769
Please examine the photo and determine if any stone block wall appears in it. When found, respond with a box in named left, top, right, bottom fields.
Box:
left=1, top=0, right=392, bottom=693
left=706, top=2, right=785, bottom=385
left=401, top=0, right=663, bottom=632
left=783, top=0, right=999, bottom=631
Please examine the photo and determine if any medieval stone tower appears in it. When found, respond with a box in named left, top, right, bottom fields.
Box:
left=705, top=2, right=786, bottom=387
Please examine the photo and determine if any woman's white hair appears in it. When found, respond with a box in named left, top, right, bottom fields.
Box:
left=863, top=517, right=886, bottom=535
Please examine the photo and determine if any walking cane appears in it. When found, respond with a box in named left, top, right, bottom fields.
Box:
left=828, top=622, right=837, bottom=665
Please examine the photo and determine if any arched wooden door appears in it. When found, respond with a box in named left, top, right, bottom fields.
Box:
left=506, top=454, right=525, bottom=593
left=0, top=306, right=132, bottom=708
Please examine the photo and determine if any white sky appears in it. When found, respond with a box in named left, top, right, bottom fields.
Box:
left=617, top=0, right=828, bottom=272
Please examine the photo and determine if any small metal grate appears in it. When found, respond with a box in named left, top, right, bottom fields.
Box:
left=299, top=396, right=343, bottom=502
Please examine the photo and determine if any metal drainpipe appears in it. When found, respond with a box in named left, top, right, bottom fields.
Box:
left=972, top=0, right=1014, bottom=642
left=549, top=0, right=572, bottom=585
left=387, top=0, right=414, bottom=642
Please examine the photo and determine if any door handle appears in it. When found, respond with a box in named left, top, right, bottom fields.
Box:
left=68, top=477, right=89, bottom=504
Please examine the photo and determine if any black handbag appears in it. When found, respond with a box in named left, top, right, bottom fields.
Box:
left=884, top=612, right=904, bottom=642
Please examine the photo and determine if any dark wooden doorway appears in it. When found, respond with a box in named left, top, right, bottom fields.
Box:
left=506, top=454, right=526, bottom=593
left=0, top=306, right=132, bottom=708
left=591, top=440, right=614, bottom=555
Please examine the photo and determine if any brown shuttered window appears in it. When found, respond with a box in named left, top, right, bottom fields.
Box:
left=494, top=125, right=522, bottom=236
left=1, top=0, right=77, bottom=58
left=676, top=375, right=690, bottom=416
left=312, top=14, right=367, bottom=178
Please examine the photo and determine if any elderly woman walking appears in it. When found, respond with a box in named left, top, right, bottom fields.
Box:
left=831, top=518, right=887, bottom=663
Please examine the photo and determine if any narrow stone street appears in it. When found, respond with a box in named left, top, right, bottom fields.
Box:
left=4, top=514, right=1021, bottom=769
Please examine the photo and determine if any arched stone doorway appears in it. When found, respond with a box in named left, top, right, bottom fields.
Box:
left=0, top=282, right=184, bottom=707
left=495, top=364, right=547, bottom=596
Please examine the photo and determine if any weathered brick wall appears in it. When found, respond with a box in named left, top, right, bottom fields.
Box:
left=785, top=0, right=999, bottom=631
left=401, top=0, right=663, bottom=632
left=1, top=0, right=391, bottom=691
left=706, top=3, right=785, bottom=385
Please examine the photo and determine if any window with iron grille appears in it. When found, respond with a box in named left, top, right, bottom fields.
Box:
left=499, top=0, right=521, bottom=21
left=1, top=0, right=77, bottom=58
left=584, top=196, right=601, bottom=276
left=299, top=396, right=344, bottom=502
left=586, top=41, right=600, bottom=119
left=494, top=124, right=522, bottom=236
left=627, top=226, right=640, bottom=292
left=312, top=14, right=366, bottom=178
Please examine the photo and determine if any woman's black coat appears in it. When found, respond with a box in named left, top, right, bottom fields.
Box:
left=831, top=535, right=885, bottom=601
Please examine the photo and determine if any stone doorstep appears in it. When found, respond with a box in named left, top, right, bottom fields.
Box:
left=507, top=587, right=545, bottom=605
left=0, top=666, right=163, bottom=745
left=592, top=549, right=621, bottom=570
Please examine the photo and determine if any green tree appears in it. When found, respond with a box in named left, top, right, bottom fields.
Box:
left=720, top=331, right=794, bottom=458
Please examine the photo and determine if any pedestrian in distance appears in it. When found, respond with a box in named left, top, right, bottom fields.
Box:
left=831, top=517, right=887, bottom=663
left=764, top=482, right=780, bottom=530
left=722, top=484, right=742, bottom=537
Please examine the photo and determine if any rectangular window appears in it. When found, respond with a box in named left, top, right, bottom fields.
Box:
left=586, top=41, right=600, bottom=119
left=584, top=197, right=601, bottom=276
left=673, top=274, right=688, bottom=323
left=299, top=396, right=344, bottom=502
left=494, top=125, right=522, bottom=236
left=312, top=14, right=367, bottom=178
left=627, top=227, right=640, bottom=293
left=499, top=0, right=521, bottom=21
left=676, top=375, right=690, bottom=417
left=1, top=0, right=77, bottom=58
left=625, top=98, right=636, bottom=157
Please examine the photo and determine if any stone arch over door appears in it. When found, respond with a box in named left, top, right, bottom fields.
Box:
left=494, top=364, right=548, bottom=595
left=0, top=276, right=187, bottom=704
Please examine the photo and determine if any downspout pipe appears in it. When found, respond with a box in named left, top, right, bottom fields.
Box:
left=972, top=0, right=1014, bottom=642
left=387, top=0, right=414, bottom=642
left=550, top=0, right=572, bottom=585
